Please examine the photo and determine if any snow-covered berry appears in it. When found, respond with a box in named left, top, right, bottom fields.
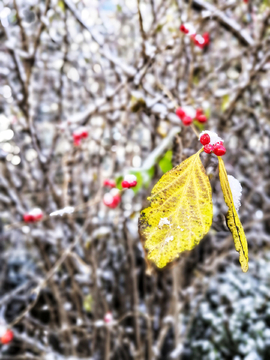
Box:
left=184, top=23, right=196, bottom=36
left=200, top=134, right=210, bottom=146
left=176, top=106, right=196, bottom=123
left=213, top=144, right=226, bottom=156
left=192, top=32, right=210, bottom=49
left=1, top=329, right=14, bottom=345
left=204, top=144, right=214, bottom=154
left=23, top=208, right=43, bottom=223
left=103, top=179, right=116, bottom=188
left=104, top=312, right=113, bottom=324
left=199, top=131, right=223, bottom=146
left=73, top=127, right=88, bottom=146
left=122, top=174, right=137, bottom=189
left=182, top=105, right=196, bottom=119
left=103, top=189, right=121, bottom=209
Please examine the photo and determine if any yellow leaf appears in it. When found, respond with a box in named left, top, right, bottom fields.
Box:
left=218, top=157, right=248, bottom=272
left=139, top=149, right=213, bottom=268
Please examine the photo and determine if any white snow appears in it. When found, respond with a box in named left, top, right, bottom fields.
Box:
left=182, top=105, right=196, bottom=119
left=170, top=344, right=183, bottom=358
left=195, top=34, right=205, bottom=44
left=184, top=23, right=196, bottom=35
left=124, top=174, right=137, bottom=182
left=199, top=131, right=223, bottom=145
left=50, top=206, right=75, bottom=217
left=228, top=175, right=242, bottom=212
left=164, top=236, right=174, bottom=243
left=158, top=217, right=170, bottom=228
left=110, top=188, right=120, bottom=196
left=29, top=208, right=42, bottom=215
left=103, top=193, right=114, bottom=205
left=0, top=324, right=7, bottom=337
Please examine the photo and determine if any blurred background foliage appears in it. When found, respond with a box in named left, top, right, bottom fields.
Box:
left=0, top=0, right=270, bottom=359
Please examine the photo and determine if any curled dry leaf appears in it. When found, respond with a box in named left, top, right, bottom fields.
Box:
left=218, top=157, right=248, bottom=272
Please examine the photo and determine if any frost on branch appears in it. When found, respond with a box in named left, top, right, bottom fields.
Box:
left=50, top=206, right=75, bottom=217
left=228, top=175, right=242, bottom=212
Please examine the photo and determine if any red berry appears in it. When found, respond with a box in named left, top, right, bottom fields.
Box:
left=121, top=180, right=137, bottom=188
left=73, top=128, right=88, bottom=144
left=74, top=138, right=81, bottom=146
left=200, top=134, right=210, bottom=146
left=23, top=214, right=33, bottom=222
left=121, top=180, right=129, bottom=188
left=196, top=109, right=203, bottom=118
left=191, top=34, right=203, bottom=48
left=1, top=330, right=14, bottom=344
left=215, top=141, right=223, bottom=146
left=23, top=211, right=43, bottom=223
left=122, top=175, right=137, bottom=189
left=104, top=312, right=113, bottom=323
left=122, top=180, right=138, bottom=189
left=204, top=144, right=214, bottom=154
left=73, top=132, right=82, bottom=146
left=203, top=33, right=210, bottom=46
left=24, top=209, right=43, bottom=222
left=213, top=144, right=226, bottom=156
left=197, top=114, right=207, bottom=123
left=111, top=194, right=121, bottom=208
left=192, top=33, right=210, bottom=49
left=73, top=133, right=81, bottom=141
left=103, top=179, right=116, bottom=188
left=180, top=24, right=189, bottom=34
left=35, top=213, right=43, bottom=221
left=176, top=107, right=186, bottom=120
left=182, top=116, right=193, bottom=126
left=80, top=130, right=88, bottom=139
left=103, top=190, right=121, bottom=208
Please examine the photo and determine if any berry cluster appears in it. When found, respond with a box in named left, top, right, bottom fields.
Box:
left=199, top=131, right=226, bottom=156
left=73, top=127, right=89, bottom=146
left=176, top=106, right=207, bottom=126
left=23, top=208, right=43, bottom=223
left=191, top=33, right=210, bottom=49
left=180, top=23, right=210, bottom=49
left=103, top=175, right=137, bottom=209
left=103, top=189, right=121, bottom=209
left=0, top=326, right=13, bottom=345
left=121, top=174, right=137, bottom=189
